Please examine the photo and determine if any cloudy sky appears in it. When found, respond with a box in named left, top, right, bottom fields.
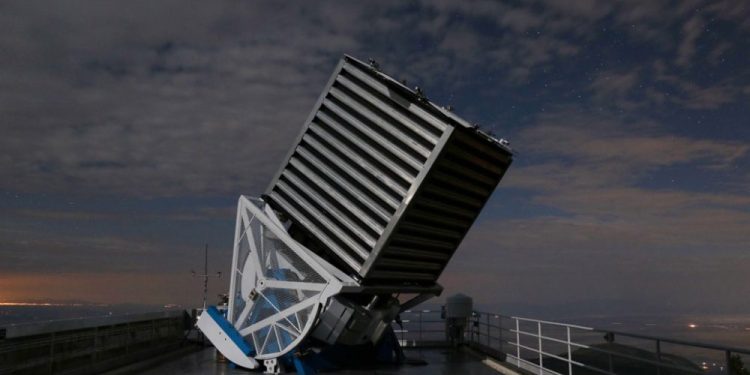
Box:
left=1, top=1, right=749, bottom=317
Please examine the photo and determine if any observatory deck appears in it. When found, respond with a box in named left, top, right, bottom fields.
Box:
left=127, top=346, right=508, bottom=375
left=4, top=308, right=749, bottom=374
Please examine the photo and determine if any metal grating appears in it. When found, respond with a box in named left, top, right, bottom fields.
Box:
left=265, top=55, right=512, bottom=284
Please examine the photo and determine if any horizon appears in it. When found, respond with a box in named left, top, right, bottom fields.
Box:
left=1, top=1, right=750, bottom=321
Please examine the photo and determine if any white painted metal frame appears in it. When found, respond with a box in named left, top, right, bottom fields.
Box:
left=504, top=317, right=596, bottom=375
left=226, top=195, right=350, bottom=360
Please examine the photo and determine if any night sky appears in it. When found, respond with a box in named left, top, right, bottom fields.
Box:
left=1, top=1, right=749, bottom=316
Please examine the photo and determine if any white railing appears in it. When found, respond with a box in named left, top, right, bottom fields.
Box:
left=393, top=309, right=750, bottom=375
left=506, top=316, right=595, bottom=375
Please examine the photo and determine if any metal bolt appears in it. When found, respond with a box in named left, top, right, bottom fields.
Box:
left=368, top=58, right=380, bottom=71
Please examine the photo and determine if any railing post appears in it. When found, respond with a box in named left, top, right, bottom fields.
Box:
left=655, top=339, right=661, bottom=375
left=401, top=318, right=404, bottom=344
left=538, top=321, right=543, bottom=375
left=470, top=313, right=474, bottom=344
left=567, top=326, right=572, bottom=375
left=498, top=316, right=503, bottom=352
left=92, top=326, right=98, bottom=364
left=418, top=311, right=422, bottom=343
left=48, top=332, right=55, bottom=375
left=486, top=314, right=490, bottom=348
left=473, top=313, right=478, bottom=345
left=516, top=318, right=521, bottom=367
left=726, top=350, right=733, bottom=375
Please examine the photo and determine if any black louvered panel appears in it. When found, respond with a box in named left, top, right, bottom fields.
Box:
left=368, top=128, right=512, bottom=283
left=266, top=55, right=513, bottom=283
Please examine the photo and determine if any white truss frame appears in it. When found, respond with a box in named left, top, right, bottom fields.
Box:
left=227, top=196, right=346, bottom=360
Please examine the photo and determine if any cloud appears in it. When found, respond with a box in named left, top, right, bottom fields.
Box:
left=4, top=206, right=235, bottom=222
left=3, top=1, right=744, bottom=201
left=0, top=227, right=196, bottom=274
left=676, top=15, right=705, bottom=67
left=507, top=110, right=749, bottom=217
left=441, top=213, right=750, bottom=313
left=1, top=0, right=749, bottom=312
left=443, top=115, right=749, bottom=312
left=452, top=109, right=750, bottom=312
left=0, top=2, right=379, bottom=197
left=497, top=7, right=543, bottom=32
left=591, top=62, right=744, bottom=111
left=706, top=0, right=750, bottom=31
left=410, top=0, right=588, bottom=83
left=678, top=83, right=739, bottom=110
left=589, top=70, right=640, bottom=108
left=515, top=111, right=748, bottom=176
left=650, top=60, right=743, bottom=109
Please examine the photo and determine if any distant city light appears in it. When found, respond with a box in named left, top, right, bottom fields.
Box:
left=688, top=323, right=698, bottom=328
left=0, top=302, right=83, bottom=307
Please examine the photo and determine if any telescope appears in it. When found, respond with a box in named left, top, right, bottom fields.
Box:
left=197, top=55, right=513, bottom=373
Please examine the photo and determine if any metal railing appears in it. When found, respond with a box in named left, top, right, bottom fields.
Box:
left=0, top=311, right=191, bottom=375
left=502, top=316, right=591, bottom=375
left=393, top=309, right=446, bottom=347
left=392, top=309, right=750, bottom=375
left=471, top=312, right=750, bottom=375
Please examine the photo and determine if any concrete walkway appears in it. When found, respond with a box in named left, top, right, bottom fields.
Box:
left=127, top=346, right=520, bottom=374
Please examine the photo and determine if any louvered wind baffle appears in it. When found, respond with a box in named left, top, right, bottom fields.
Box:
left=264, top=55, right=513, bottom=286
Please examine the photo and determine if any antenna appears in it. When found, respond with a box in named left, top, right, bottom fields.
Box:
left=191, top=243, right=222, bottom=310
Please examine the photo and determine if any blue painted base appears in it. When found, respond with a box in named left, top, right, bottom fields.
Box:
left=291, top=326, right=405, bottom=374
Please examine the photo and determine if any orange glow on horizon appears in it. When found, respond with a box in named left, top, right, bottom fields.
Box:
left=0, top=272, right=223, bottom=307
left=0, top=302, right=84, bottom=307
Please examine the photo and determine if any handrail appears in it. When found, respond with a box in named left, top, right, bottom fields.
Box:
left=508, top=315, right=593, bottom=331
left=471, top=310, right=750, bottom=356
left=393, top=308, right=750, bottom=375
left=0, top=311, right=190, bottom=374
left=589, top=327, right=750, bottom=356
